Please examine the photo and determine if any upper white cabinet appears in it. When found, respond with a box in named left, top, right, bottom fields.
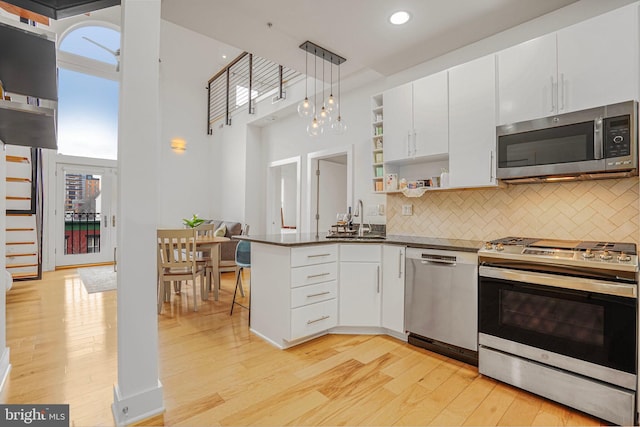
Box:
left=498, top=3, right=639, bottom=125
left=384, top=83, right=412, bottom=163
left=556, top=3, right=638, bottom=113
left=384, top=71, right=448, bottom=163
left=449, top=54, right=497, bottom=188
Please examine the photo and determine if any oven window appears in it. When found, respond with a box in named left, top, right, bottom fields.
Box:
left=500, top=289, right=604, bottom=346
left=480, top=277, right=637, bottom=374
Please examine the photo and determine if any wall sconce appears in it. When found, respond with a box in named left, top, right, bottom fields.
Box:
left=171, top=138, right=187, bottom=153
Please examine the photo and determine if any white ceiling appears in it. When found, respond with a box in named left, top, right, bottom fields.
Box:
left=160, top=0, right=580, bottom=79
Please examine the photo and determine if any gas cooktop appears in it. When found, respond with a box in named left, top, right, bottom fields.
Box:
left=479, top=236, right=638, bottom=273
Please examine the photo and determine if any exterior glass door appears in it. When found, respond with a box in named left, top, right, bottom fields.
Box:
left=56, top=164, right=117, bottom=266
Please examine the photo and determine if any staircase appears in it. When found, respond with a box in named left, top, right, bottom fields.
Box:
left=5, top=145, right=40, bottom=280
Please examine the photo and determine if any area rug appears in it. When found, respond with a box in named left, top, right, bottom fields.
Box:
left=79, top=266, right=117, bottom=294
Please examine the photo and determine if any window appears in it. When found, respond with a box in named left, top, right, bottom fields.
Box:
left=57, top=25, right=120, bottom=160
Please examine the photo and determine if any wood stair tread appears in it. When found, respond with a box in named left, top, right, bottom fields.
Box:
left=6, top=155, right=30, bottom=163
left=7, top=241, right=36, bottom=245
left=6, top=263, right=38, bottom=269
left=10, top=273, right=38, bottom=279
left=6, top=196, right=31, bottom=200
left=6, top=228, right=35, bottom=231
left=6, top=177, right=32, bottom=182
left=6, top=253, right=37, bottom=257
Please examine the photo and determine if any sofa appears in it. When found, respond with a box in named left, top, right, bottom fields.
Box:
left=204, top=219, right=244, bottom=263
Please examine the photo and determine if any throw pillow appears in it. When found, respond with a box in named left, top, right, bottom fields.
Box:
left=214, top=224, right=227, bottom=237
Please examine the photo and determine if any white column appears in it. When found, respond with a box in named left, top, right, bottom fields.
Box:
left=111, top=0, right=164, bottom=425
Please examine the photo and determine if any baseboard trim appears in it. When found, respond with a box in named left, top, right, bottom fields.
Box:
left=112, top=380, right=164, bottom=427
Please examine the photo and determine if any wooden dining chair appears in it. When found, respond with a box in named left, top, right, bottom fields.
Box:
left=195, top=223, right=216, bottom=294
left=157, top=228, right=205, bottom=313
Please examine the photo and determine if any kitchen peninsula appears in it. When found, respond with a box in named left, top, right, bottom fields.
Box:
left=236, top=233, right=482, bottom=349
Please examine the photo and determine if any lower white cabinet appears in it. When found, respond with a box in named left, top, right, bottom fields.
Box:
left=382, top=245, right=405, bottom=335
left=251, top=242, right=406, bottom=348
left=339, top=244, right=382, bottom=327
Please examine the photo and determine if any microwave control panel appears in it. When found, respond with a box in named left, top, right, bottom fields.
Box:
left=604, top=115, right=631, bottom=158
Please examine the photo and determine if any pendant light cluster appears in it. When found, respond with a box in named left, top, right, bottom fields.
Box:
left=297, top=41, right=347, bottom=136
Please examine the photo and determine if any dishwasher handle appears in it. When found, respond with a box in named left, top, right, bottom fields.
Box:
left=421, top=255, right=457, bottom=266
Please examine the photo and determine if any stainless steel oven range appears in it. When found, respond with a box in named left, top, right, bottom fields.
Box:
left=478, top=237, right=638, bottom=426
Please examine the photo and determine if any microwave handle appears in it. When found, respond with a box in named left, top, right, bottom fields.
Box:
left=594, top=118, right=603, bottom=160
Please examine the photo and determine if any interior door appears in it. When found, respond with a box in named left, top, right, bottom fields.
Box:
left=56, top=163, right=117, bottom=267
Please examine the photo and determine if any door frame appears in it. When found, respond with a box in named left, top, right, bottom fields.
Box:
left=54, top=155, right=117, bottom=267
left=267, top=156, right=301, bottom=235
left=306, top=145, right=353, bottom=235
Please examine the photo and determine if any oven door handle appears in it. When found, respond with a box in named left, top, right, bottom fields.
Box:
left=479, top=266, right=637, bottom=298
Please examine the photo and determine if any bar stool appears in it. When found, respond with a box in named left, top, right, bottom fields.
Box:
left=230, top=240, right=251, bottom=316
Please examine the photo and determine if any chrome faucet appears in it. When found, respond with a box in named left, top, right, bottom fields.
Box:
left=355, top=199, right=365, bottom=237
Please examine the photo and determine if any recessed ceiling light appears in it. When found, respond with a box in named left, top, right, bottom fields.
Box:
left=222, top=54, right=227, bottom=59
left=389, top=11, right=411, bottom=25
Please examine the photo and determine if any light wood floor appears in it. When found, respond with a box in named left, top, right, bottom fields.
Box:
left=0, top=269, right=604, bottom=426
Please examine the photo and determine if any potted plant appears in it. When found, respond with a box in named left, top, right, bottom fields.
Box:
left=182, top=213, right=205, bottom=229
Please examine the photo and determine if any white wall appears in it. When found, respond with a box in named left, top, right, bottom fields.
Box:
left=157, top=21, right=222, bottom=227
left=280, top=163, right=297, bottom=226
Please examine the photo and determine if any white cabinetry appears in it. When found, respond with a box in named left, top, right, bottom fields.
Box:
left=339, top=244, right=382, bottom=327
left=384, top=83, right=412, bottom=163
left=556, top=4, right=638, bottom=113
left=384, top=71, right=448, bottom=163
left=251, top=243, right=338, bottom=348
left=498, top=3, right=638, bottom=125
left=382, top=245, right=405, bottom=336
left=449, top=54, right=497, bottom=188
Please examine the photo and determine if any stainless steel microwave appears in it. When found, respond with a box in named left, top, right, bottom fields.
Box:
left=496, top=101, right=637, bottom=182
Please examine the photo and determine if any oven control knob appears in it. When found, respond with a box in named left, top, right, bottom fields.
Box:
left=583, top=249, right=595, bottom=258
left=496, top=243, right=504, bottom=251
left=600, top=250, right=613, bottom=260
left=618, top=252, right=631, bottom=262
left=484, top=242, right=493, bottom=250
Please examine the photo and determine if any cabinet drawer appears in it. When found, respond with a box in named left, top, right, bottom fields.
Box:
left=291, top=281, right=337, bottom=308
left=291, top=262, right=337, bottom=288
left=340, top=244, right=381, bottom=262
left=290, top=299, right=337, bottom=341
left=291, top=244, right=337, bottom=267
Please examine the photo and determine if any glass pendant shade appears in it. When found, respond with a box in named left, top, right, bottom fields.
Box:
left=318, top=106, right=330, bottom=125
left=331, top=116, right=347, bottom=135
left=297, top=97, right=315, bottom=118
left=325, top=94, right=338, bottom=114
left=307, top=117, right=322, bottom=136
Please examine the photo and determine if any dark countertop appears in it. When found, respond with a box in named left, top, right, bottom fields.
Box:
left=235, top=233, right=483, bottom=253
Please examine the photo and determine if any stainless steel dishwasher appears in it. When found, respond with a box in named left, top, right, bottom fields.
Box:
left=405, top=247, right=478, bottom=365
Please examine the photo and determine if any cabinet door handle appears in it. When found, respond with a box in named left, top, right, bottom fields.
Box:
left=550, top=75, right=555, bottom=112
left=307, top=291, right=330, bottom=298
left=307, top=272, right=330, bottom=279
left=307, top=253, right=331, bottom=258
left=489, top=150, right=494, bottom=181
left=307, top=315, right=330, bottom=324
left=398, top=251, right=403, bottom=278
left=407, top=131, right=411, bottom=156
left=377, top=265, right=381, bottom=293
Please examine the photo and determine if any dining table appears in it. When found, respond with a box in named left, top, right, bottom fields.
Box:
left=196, top=235, right=230, bottom=301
